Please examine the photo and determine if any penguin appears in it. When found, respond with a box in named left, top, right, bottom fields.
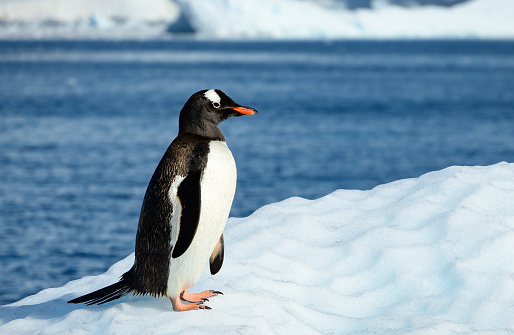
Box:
left=68, top=89, right=257, bottom=311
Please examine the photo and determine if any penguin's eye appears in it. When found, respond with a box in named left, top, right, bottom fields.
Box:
left=212, top=102, right=220, bottom=108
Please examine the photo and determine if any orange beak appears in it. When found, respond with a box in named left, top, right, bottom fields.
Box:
left=232, top=106, right=258, bottom=115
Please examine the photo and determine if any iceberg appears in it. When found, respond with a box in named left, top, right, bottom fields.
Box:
left=0, top=0, right=180, bottom=39
left=1, top=163, right=513, bottom=334
left=0, top=0, right=178, bottom=22
left=0, top=0, right=513, bottom=39
left=181, top=0, right=514, bottom=39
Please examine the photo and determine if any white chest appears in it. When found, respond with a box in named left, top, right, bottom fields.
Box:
left=166, top=140, right=237, bottom=297
left=201, top=140, right=237, bottom=215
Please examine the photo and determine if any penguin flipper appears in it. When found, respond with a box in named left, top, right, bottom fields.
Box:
left=172, top=170, right=202, bottom=259
left=209, top=234, right=224, bottom=275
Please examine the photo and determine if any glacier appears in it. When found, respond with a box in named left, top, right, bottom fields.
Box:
left=0, top=0, right=180, bottom=39
left=0, top=0, right=513, bottom=39
left=1, top=163, right=513, bottom=334
left=180, top=0, right=514, bottom=39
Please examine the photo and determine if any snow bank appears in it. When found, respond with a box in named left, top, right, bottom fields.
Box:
left=0, top=0, right=513, bottom=39
left=1, top=163, right=514, bottom=334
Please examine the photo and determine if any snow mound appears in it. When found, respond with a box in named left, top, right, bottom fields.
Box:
left=1, top=163, right=514, bottom=334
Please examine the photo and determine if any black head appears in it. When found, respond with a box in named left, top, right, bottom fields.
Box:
left=178, top=89, right=258, bottom=140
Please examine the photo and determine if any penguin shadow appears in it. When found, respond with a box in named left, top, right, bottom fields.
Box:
left=65, top=294, right=176, bottom=313
left=0, top=296, right=79, bottom=324
left=0, top=294, right=169, bottom=325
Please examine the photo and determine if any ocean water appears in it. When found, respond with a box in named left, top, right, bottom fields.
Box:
left=0, top=39, right=513, bottom=305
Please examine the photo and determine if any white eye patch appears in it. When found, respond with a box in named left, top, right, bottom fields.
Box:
left=204, top=89, right=221, bottom=105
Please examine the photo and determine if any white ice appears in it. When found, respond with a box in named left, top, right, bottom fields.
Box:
left=182, top=0, right=514, bottom=39
left=1, top=162, right=513, bottom=334
left=0, top=0, right=178, bottom=22
left=0, top=0, right=180, bottom=39
left=0, top=0, right=513, bottom=39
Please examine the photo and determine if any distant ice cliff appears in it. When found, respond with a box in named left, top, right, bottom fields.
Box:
left=0, top=0, right=512, bottom=39
left=179, top=0, right=514, bottom=39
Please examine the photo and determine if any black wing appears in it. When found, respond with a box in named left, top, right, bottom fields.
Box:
left=171, top=169, right=202, bottom=258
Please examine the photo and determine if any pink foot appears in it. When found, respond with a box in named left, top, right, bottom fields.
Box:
left=170, top=295, right=210, bottom=312
left=180, top=289, right=223, bottom=303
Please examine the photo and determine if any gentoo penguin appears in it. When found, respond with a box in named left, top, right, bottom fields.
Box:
left=68, top=89, right=257, bottom=311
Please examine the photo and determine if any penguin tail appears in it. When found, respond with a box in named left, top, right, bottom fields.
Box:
left=68, top=269, right=134, bottom=306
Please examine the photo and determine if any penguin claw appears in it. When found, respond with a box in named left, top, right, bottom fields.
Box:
left=180, top=289, right=222, bottom=303
left=171, top=297, right=210, bottom=311
left=196, top=302, right=211, bottom=310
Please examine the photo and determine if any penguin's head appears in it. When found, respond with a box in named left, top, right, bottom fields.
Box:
left=179, top=89, right=258, bottom=139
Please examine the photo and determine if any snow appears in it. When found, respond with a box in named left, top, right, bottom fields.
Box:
left=0, top=0, right=513, bottom=39
left=1, top=163, right=513, bottom=334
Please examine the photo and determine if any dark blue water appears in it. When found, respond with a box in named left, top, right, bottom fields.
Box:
left=1, top=39, right=513, bottom=305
